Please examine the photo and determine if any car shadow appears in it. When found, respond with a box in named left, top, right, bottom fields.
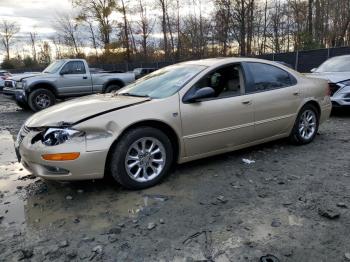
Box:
left=331, top=108, right=350, bottom=117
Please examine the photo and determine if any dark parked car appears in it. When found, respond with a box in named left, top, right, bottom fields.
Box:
left=0, top=70, right=12, bottom=91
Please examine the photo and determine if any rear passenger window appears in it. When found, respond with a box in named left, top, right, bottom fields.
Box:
left=246, top=62, right=296, bottom=92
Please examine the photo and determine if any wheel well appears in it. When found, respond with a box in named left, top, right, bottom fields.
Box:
left=104, top=120, right=180, bottom=175
left=29, top=83, right=57, bottom=97
left=304, top=100, right=321, bottom=117
left=104, top=80, right=125, bottom=92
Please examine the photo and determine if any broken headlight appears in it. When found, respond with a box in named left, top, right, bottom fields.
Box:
left=41, top=128, right=84, bottom=146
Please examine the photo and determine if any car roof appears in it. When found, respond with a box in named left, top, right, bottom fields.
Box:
left=181, top=57, right=281, bottom=67
left=177, top=57, right=303, bottom=77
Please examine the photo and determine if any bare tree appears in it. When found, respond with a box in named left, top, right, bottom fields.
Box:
left=72, top=0, right=116, bottom=52
left=0, top=20, right=20, bottom=60
left=119, top=0, right=131, bottom=61
left=214, top=0, right=231, bottom=56
left=49, top=36, right=63, bottom=59
left=135, top=0, right=154, bottom=59
left=158, top=0, right=169, bottom=58
left=76, top=15, right=100, bottom=57
left=29, top=31, right=38, bottom=62
left=54, top=13, right=81, bottom=56
left=37, top=41, right=51, bottom=65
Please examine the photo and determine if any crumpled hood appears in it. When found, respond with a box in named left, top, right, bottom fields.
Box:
left=25, top=94, right=150, bottom=127
left=11, top=72, right=42, bottom=82
left=305, top=72, right=350, bottom=84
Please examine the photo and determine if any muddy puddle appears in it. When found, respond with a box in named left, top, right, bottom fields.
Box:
left=0, top=130, right=193, bottom=235
left=0, top=130, right=35, bottom=228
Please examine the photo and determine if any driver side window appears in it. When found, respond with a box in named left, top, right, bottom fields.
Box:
left=192, top=64, right=244, bottom=98
left=61, top=61, right=86, bottom=75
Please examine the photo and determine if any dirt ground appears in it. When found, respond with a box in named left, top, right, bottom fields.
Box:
left=0, top=93, right=350, bottom=262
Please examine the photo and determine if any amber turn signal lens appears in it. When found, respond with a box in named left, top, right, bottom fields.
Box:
left=42, top=152, right=80, bottom=161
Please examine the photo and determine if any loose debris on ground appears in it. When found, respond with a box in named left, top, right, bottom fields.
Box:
left=0, top=95, right=350, bottom=261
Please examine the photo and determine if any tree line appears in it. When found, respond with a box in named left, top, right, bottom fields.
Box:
left=1, top=0, right=350, bottom=69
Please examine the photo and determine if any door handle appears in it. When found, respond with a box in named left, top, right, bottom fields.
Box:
left=83, top=76, right=88, bottom=79
left=293, top=91, right=300, bottom=96
left=242, top=100, right=252, bottom=105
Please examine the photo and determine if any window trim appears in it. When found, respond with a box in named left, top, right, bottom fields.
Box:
left=243, top=62, right=298, bottom=94
left=182, top=62, right=248, bottom=104
left=60, top=61, right=86, bottom=75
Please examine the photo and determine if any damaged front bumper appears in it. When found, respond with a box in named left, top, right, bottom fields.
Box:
left=3, top=88, right=29, bottom=108
left=15, top=126, right=108, bottom=181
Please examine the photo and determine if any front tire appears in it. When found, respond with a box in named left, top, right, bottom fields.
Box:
left=289, top=104, right=319, bottom=145
left=28, top=89, right=56, bottom=112
left=109, top=127, right=174, bottom=189
left=15, top=99, right=30, bottom=110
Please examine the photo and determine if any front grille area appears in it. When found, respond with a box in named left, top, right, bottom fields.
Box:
left=328, top=83, right=341, bottom=96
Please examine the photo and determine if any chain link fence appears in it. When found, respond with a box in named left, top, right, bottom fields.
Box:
left=6, top=46, right=350, bottom=74
left=258, top=46, right=350, bottom=72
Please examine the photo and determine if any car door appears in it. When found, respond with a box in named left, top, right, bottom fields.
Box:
left=57, top=61, right=92, bottom=95
left=180, top=64, right=255, bottom=157
left=243, top=62, right=302, bottom=141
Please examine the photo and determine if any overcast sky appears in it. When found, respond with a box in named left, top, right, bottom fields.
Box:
left=0, top=0, right=73, bottom=61
left=0, top=0, right=213, bottom=62
left=0, top=0, right=73, bottom=34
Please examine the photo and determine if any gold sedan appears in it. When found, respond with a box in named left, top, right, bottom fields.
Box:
left=16, top=58, right=332, bottom=189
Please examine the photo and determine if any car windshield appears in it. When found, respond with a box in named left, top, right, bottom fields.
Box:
left=119, top=64, right=207, bottom=99
left=43, top=60, right=66, bottom=73
left=316, top=56, right=350, bottom=72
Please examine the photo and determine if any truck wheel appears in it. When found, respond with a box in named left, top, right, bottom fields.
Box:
left=28, top=89, right=56, bottom=112
left=105, top=84, right=121, bottom=93
left=109, top=127, right=174, bottom=189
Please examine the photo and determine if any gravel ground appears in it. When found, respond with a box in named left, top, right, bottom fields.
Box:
left=0, top=94, right=350, bottom=262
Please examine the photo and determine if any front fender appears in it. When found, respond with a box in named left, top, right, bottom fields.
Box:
left=26, top=80, right=58, bottom=96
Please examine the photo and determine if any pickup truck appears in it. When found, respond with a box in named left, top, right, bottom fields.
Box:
left=3, top=59, right=135, bottom=111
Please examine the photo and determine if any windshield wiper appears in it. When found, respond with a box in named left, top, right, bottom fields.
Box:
left=119, top=93, right=150, bottom=98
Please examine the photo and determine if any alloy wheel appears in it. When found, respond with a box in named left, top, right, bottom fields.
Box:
left=35, top=94, right=51, bottom=109
left=298, top=109, right=317, bottom=140
left=124, top=137, right=166, bottom=182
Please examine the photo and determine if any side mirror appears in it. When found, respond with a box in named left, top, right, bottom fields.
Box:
left=310, top=68, right=317, bottom=73
left=184, top=87, right=215, bottom=103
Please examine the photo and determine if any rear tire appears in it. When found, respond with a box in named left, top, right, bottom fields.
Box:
left=289, top=104, right=319, bottom=145
left=109, top=127, right=173, bottom=189
left=105, top=84, right=121, bottom=93
left=28, top=88, right=56, bottom=112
